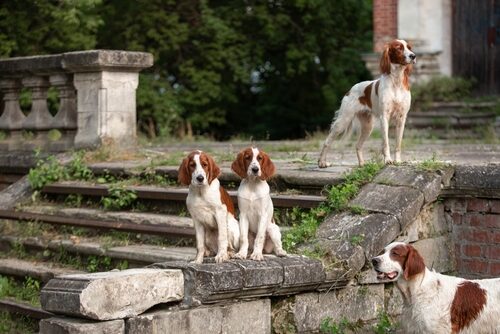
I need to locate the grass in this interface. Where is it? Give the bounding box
[0,312,37,334]
[0,275,40,307]
[320,316,362,334]
[415,153,450,172]
[282,161,383,252]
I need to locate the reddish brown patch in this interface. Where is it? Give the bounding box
[231,147,253,179]
[177,151,197,185]
[258,150,275,180]
[199,152,220,184]
[379,40,409,74]
[219,186,235,215]
[375,80,380,96]
[358,83,373,109]
[450,281,487,333]
[403,65,412,90]
[389,244,425,279]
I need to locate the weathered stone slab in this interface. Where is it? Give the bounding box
[127,299,271,334]
[291,285,384,333]
[41,268,184,320]
[404,203,450,242]
[413,236,454,273]
[374,165,443,203]
[39,317,124,334]
[0,258,84,283]
[271,255,325,290]
[447,165,500,197]
[350,183,424,229]
[0,175,32,210]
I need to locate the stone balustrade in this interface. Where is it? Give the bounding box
[0,50,153,151]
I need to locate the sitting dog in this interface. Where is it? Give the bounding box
[372,242,500,334]
[318,39,416,167]
[231,147,286,261]
[178,150,239,264]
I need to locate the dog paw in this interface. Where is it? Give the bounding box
[275,249,287,257]
[191,258,203,264]
[250,252,264,261]
[384,158,394,165]
[215,252,229,263]
[233,252,247,260]
[318,160,331,168]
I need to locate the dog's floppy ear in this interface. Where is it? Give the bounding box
[380,45,391,75]
[403,65,412,90]
[205,153,220,185]
[259,150,275,181]
[231,151,247,179]
[403,245,425,280]
[178,156,192,186]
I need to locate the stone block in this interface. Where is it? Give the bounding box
[41,268,184,320]
[413,236,454,273]
[39,317,124,334]
[0,175,32,210]
[449,165,500,197]
[403,203,450,242]
[374,165,445,203]
[126,299,271,334]
[385,284,404,316]
[350,183,424,229]
[292,285,384,333]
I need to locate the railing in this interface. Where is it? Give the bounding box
[0,50,153,152]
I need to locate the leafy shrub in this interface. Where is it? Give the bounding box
[412,76,475,110]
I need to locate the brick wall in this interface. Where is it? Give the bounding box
[446,198,500,278]
[373,0,398,52]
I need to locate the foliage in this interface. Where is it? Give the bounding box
[0,311,37,334]
[412,76,475,110]
[0,275,41,306]
[282,161,382,252]
[28,152,67,190]
[100,184,138,210]
[415,153,450,172]
[320,316,362,334]
[372,311,398,334]
[86,255,112,272]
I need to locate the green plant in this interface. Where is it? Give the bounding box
[0,311,37,334]
[416,153,449,172]
[412,76,475,110]
[65,194,84,207]
[349,205,366,215]
[372,311,398,334]
[349,234,365,246]
[86,255,113,273]
[67,150,93,180]
[282,161,383,252]
[101,184,138,210]
[0,275,41,306]
[28,152,67,190]
[320,316,362,334]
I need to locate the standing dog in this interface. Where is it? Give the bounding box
[231,147,286,261]
[372,242,500,334]
[178,151,240,264]
[318,39,416,167]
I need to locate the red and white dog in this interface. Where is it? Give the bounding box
[318,39,416,167]
[231,147,286,261]
[372,242,500,334]
[178,151,240,264]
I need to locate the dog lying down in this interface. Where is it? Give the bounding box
[372,242,500,334]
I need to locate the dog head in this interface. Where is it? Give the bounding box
[178,150,220,186]
[231,147,275,181]
[380,39,416,74]
[371,242,426,281]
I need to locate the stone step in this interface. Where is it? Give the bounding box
[0,258,85,283]
[0,235,196,265]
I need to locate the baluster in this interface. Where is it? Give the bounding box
[50,73,77,150]
[0,79,25,150]
[22,76,53,150]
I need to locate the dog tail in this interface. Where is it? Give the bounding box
[328,97,358,140]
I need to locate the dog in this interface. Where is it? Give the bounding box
[318,39,416,167]
[178,150,240,264]
[372,242,500,334]
[231,147,286,261]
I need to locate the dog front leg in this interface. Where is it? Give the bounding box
[394,113,407,163]
[234,213,249,259]
[214,209,229,263]
[318,130,335,168]
[380,115,392,164]
[250,214,269,261]
[192,221,206,264]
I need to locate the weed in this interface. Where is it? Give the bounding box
[320,316,362,334]
[372,311,398,334]
[0,311,37,333]
[86,255,113,272]
[348,205,366,215]
[416,153,449,172]
[66,150,93,180]
[28,151,67,190]
[0,275,41,306]
[349,234,365,246]
[65,194,84,207]
[101,184,138,210]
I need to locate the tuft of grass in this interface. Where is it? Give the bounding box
[0,275,41,307]
[320,316,362,334]
[416,153,449,172]
[282,161,383,252]
[372,311,399,334]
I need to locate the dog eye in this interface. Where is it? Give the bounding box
[202,162,208,167]
[245,155,251,160]
[257,156,263,161]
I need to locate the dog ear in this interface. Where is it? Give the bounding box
[206,154,220,185]
[177,156,192,186]
[380,45,391,74]
[259,150,276,181]
[231,151,247,179]
[403,65,412,90]
[403,245,425,279]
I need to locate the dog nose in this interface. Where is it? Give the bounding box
[371,258,380,267]
[251,166,259,174]
[409,53,416,60]
[196,175,204,182]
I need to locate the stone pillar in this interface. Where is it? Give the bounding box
[0,79,25,151]
[50,73,77,151]
[22,76,53,150]
[73,71,139,149]
[373,0,398,52]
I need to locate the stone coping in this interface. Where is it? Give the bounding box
[0,50,153,76]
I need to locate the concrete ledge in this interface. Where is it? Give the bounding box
[149,256,325,305]
[443,165,500,198]
[41,269,184,320]
[127,299,271,334]
[40,317,125,334]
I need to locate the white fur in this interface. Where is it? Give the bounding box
[186,153,239,264]
[373,242,500,334]
[233,148,286,261]
[318,39,416,166]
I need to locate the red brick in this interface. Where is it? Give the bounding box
[490,200,500,213]
[445,199,466,214]
[461,229,489,243]
[451,212,462,225]
[494,232,500,243]
[489,262,500,276]
[467,213,483,227]
[460,259,489,274]
[462,245,482,258]
[485,246,500,260]
[483,214,500,228]
[467,198,489,212]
